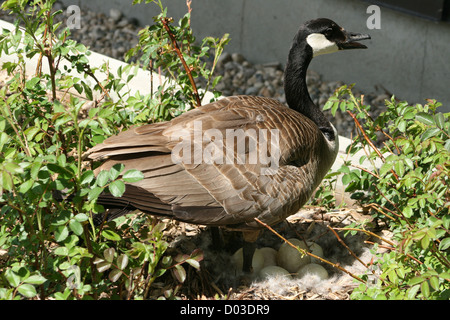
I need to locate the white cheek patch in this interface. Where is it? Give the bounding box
[306,33,339,57]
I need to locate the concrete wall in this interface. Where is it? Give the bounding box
[64,0,450,111]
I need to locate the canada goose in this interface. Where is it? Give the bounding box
[86,18,370,273]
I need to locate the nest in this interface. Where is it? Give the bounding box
[156,206,388,300]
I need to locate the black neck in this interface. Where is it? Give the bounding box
[284,39,335,140]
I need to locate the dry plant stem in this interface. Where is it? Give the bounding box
[347,110,385,161]
[347,110,400,182]
[327,226,372,271]
[334,227,395,247]
[160,17,202,107]
[367,203,397,222]
[254,218,365,283]
[351,164,381,180]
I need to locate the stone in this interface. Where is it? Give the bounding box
[109,8,123,22]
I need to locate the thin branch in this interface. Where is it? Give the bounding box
[327,226,375,275]
[160,17,201,107]
[254,218,366,283]
[347,110,400,182]
[347,110,385,161]
[333,227,396,247]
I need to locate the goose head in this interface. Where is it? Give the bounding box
[284,18,370,140]
[302,18,371,57]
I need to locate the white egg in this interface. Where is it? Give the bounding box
[277,238,311,273]
[259,247,278,267]
[259,265,291,279]
[307,241,324,263]
[296,263,329,280]
[231,247,264,274]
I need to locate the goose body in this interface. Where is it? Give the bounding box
[88,95,337,229]
[86,18,370,272]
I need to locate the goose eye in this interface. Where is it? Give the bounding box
[323,28,333,38]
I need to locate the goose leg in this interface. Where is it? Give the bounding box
[210,226,223,251]
[242,230,260,273]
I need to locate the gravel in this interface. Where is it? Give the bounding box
[0,2,389,138]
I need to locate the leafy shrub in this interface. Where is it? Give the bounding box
[324,85,450,299]
[0,0,225,299]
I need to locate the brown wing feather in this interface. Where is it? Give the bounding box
[87,96,334,229]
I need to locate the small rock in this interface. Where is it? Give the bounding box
[245,86,260,96]
[109,8,123,22]
[89,26,106,40]
[231,53,245,64]
[117,18,130,28]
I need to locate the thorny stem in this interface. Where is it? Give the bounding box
[254,218,366,283]
[160,17,202,107]
[347,110,400,182]
[43,11,57,101]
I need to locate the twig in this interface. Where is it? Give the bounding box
[254,218,366,283]
[347,110,400,182]
[160,17,201,107]
[333,227,396,247]
[366,203,397,222]
[350,163,381,180]
[347,110,385,161]
[327,225,373,273]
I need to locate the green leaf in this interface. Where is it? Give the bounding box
[19,179,34,194]
[416,112,435,126]
[17,284,37,298]
[1,171,13,192]
[122,169,144,183]
[69,220,83,236]
[102,230,121,242]
[421,234,430,249]
[24,274,47,285]
[25,127,40,141]
[341,173,352,185]
[54,246,69,256]
[434,113,445,129]
[88,186,103,201]
[80,170,95,185]
[421,128,441,141]
[109,269,122,282]
[95,261,112,273]
[185,258,200,270]
[4,162,23,174]
[74,213,89,222]
[117,254,129,270]
[96,170,110,187]
[402,206,414,218]
[172,264,186,283]
[397,120,407,133]
[439,237,450,251]
[109,163,125,181]
[103,248,115,263]
[407,284,420,299]
[429,276,440,291]
[25,77,40,90]
[421,280,430,298]
[109,180,125,197]
[409,276,424,286]
[5,269,20,287]
[54,226,69,242]
[380,161,394,177]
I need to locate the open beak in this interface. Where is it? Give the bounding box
[338,31,371,50]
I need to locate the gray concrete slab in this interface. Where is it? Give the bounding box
[58,0,450,110]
